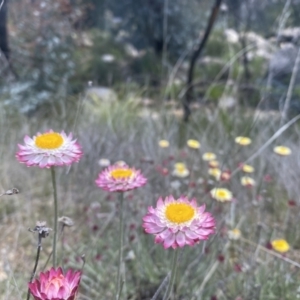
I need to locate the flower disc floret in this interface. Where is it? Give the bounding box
[143,196,215,249]
[95,164,147,192]
[28,267,81,300]
[16,130,83,168]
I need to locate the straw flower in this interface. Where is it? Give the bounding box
[241,164,254,173]
[159,140,170,148]
[143,196,215,249]
[16,130,82,168]
[95,164,147,192]
[228,228,241,240]
[28,267,81,300]
[209,160,219,168]
[273,146,291,156]
[210,188,232,202]
[208,168,221,181]
[271,239,290,253]
[235,136,252,146]
[202,152,217,161]
[172,163,189,178]
[187,139,201,149]
[241,176,255,187]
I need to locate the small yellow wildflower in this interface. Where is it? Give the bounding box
[228,228,241,240]
[210,188,232,202]
[271,239,290,253]
[273,146,291,156]
[172,163,190,178]
[242,164,254,173]
[202,152,217,161]
[235,136,252,146]
[208,168,221,181]
[241,176,255,187]
[187,139,201,149]
[158,140,169,148]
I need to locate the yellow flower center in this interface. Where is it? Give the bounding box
[271,239,290,253]
[165,203,195,224]
[35,133,64,149]
[45,274,64,292]
[216,190,227,198]
[110,169,133,179]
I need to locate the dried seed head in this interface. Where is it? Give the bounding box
[3,188,19,195]
[29,221,52,238]
[58,216,74,227]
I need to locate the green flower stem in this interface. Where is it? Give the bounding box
[51,166,58,268]
[163,249,179,300]
[116,192,124,300]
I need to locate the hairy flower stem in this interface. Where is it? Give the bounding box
[26,235,42,300]
[163,249,179,300]
[116,192,124,300]
[51,167,58,268]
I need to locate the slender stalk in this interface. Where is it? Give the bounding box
[26,237,42,300]
[115,192,124,300]
[51,167,58,268]
[163,249,179,300]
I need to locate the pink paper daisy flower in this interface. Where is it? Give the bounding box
[95,164,147,192]
[16,130,82,168]
[28,267,81,300]
[143,195,215,249]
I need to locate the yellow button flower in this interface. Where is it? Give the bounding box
[209,160,219,168]
[235,136,252,146]
[273,146,291,156]
[158,140,169,148]
[210,188,232,202]
[187,139,201,149]
[242,164,254,173]
[241,176,255,187]
[228,228,241,240]
[208,168,221,181]
[271,239,290,253]
[202,152,217,161]
[172,163,190,178]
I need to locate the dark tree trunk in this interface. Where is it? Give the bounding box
[183,0,223,122]
[0,0,10,61]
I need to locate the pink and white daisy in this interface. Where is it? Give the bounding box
[143,195,215,249]
[28,267,81,300]
[16,130,82,168]
[95,164,147,192]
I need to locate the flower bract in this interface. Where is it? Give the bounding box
[16,130,82,168]
[158,140,170,148]
[271,239,290,253]
[28,267,81,300]
[95,164,147,192]
[187,139,201,149]
[235,136,252,146]
[202,152,217,161]
[143,196,215,249]
[210,188,232,202]
[273,146,291,156]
